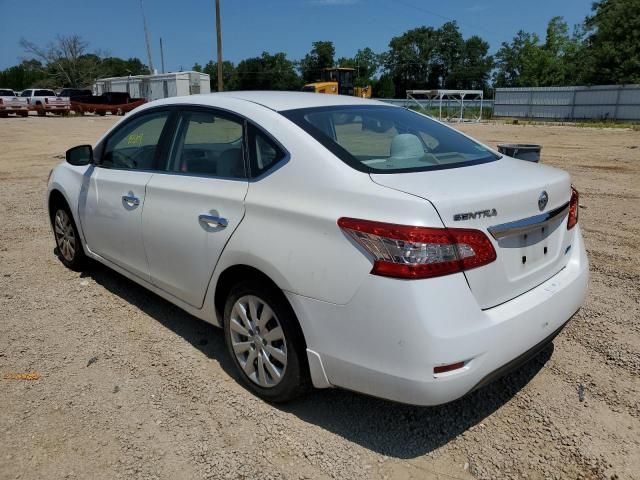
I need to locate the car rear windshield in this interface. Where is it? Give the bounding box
[0,89,14,96]
[281,105,499,173]
[36,90,56,96]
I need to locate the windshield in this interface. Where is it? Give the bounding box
[281,105,499,173]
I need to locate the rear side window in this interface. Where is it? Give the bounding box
[166,110,246,178]
[281,105,498,173]
[100,111,171,170]
[248,124,285,177]
[21,90,31,97]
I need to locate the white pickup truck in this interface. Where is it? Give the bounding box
[21,88,71,116]
[0,89,29,117]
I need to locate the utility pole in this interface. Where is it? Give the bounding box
[140,0,154,74]
[215,0,223,91]
[159,37,166,74]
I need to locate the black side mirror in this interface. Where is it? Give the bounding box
[66,145,93,166]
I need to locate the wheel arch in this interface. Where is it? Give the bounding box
[48,188,70,224]
[213,264,309,349]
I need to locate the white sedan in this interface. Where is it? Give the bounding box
[47,92,588,405]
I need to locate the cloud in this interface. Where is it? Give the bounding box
[308,0,359,5]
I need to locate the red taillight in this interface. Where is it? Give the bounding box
[337,217,496,279]
[567,186,579,230]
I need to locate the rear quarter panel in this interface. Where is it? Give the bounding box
[212,110,445,305]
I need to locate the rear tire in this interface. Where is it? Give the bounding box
[223,280,311,403]
[51,203,87,271]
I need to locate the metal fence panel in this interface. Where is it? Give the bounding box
[494,85,640,120]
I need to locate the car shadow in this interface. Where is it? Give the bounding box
[84,260,552,459]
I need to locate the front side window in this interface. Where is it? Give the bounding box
[21,90,31,97]
[100,111,171,170]
[166,110,245,178]
[281,106,499,173]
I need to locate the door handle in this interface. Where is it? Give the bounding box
[198,214,228,229]
[122,194,140,207]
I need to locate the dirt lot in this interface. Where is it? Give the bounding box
[1,115,638,480]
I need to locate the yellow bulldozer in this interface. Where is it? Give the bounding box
[302,67,372,98]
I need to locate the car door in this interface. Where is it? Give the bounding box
[142,108,249,307]
[79,109,173,281]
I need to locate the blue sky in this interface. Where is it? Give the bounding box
[0,0,594,72]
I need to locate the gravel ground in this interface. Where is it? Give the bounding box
[1,115,638,480]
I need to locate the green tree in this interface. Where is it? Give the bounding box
[384,26,438,96]
[493,31,544,87]
[373,74,395,98]
[451,35,493,91]
[583,0,640,84]
[337,47,380,86]
[236,52,300,90]
[493,17,586,87]
[99,57,149,78]
[192,63,203,72]
[203,60,237,91]
[432,22,465,88]
[0,60,46,90]
[300,41,335,83]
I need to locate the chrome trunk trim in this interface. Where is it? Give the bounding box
[488,202,570,240]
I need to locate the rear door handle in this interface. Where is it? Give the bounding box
[199,214,228,229]
[122,194,140,207]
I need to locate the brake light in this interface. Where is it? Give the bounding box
[567,186,579,230]
[337,217,496,279]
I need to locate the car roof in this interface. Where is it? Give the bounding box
[157,91,393,112]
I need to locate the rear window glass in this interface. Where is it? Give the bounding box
[281,106,498,173]
[0,89,14,96]
[35,90,56,96]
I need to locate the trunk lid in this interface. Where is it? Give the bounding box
[371,157,574,309]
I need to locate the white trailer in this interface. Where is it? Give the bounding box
[94,71,211,101]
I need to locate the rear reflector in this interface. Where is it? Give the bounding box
[337,217,496,279]
[567,186,579,230]
[434,361,465,374]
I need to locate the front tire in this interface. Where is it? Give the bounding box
[51,205,86,271]
[223,280,311,402]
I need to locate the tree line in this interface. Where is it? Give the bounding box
[1,0,637,97]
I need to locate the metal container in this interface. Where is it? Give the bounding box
[498,144,542,163]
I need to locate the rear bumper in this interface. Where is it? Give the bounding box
[287,225,589,406]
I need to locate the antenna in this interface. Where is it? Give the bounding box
[140,0,154,74]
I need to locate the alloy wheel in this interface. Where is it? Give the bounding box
[229,295,287,388]
[54,209,76,262]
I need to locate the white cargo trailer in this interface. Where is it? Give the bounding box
[94,71,211,101]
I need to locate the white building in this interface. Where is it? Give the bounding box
[94,71,211,101]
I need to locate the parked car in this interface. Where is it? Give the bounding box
[47,92,589,405]
[58,88,93,99]
[70,91,144,116]
[0,88,29,117]
[21,88,70,116]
